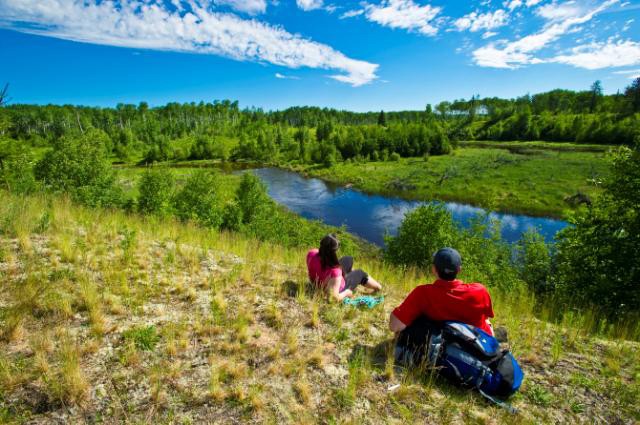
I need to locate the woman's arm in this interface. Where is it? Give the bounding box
[327,277,353,302]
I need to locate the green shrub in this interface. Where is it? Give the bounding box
[172,170,223,228]
[137,168,174,216]
[514,230,553,294]
[141,135,173,164]
[122,325,160,351]
[221,202,243,232]
[384,205,522,292]
[389,152,401,162]
[34,135,123,207]
[0,142,38,195]
[384,204,459,267]
[555,145,640,317]
[236,172,270,224]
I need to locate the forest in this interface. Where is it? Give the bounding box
[1,79,639,168]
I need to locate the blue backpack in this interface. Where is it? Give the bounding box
[397,318,524,412]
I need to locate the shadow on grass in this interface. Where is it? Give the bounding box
[280,279,318,298]
[347,340,484,407]
[348,340,395,369]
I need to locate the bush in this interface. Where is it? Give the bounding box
[172,170,223,228]
[34,135,123,207]
[389,152,401,162]
[141,135,173,164]
[221,202,243,231]
[384,204,522,292]
[384,204,459,267]
[514,230,553,294]
[0,142,38,195]
[236,172,270,224]
[554,145,640,317]
[137,168,174,216]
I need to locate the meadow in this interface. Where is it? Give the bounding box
[0,191,638,424]
[295,145,610,218]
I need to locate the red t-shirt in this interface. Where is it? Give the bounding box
[392,279,494,334]
[306,249,345,291]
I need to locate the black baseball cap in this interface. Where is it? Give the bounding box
[432,247,462,278]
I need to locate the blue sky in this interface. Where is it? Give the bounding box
[0,0,638,111]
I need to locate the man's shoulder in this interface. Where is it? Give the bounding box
[462,282,491,296]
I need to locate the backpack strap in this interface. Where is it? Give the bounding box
[478,389,519,415]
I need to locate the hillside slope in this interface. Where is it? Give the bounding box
[0,194,638,424]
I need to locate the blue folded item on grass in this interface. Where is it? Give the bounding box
[343,295,384,308]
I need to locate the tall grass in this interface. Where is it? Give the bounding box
[0,189,638,423]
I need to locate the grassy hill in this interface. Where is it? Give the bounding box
[0,192,638,424]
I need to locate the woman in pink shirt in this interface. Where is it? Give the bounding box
[306,234,382,301]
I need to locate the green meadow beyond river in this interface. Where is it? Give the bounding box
[250,168,568,246]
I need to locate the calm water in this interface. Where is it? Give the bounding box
[251,168,568,246]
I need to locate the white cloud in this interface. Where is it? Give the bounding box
[551,40,640,69]
[472,0,619,68]
[0,0,378,86]
[613,69,640,79]
[535,1,584,21]
[503,0,543,9]
[504,0,522,10]
[214,0,267,14]
[454,9,509,32]
[296,0,324,11]
[275,72,300,79]
[622,18,634,31]
[483,31,498,38]
[363,0,442,36]
[340,9,364,19]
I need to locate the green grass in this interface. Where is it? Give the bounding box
[115,166,241,200]
[294,145,610,218]
[0,191,638,423]
[122,325,161,351]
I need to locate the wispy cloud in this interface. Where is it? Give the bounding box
[363,0,442,36]
[0,0,378,86]
[296,0,324,11]
[472,0,620,68]
[214,0,267,15]
[454,9,509,32]
[613,68,640,79]
[622,18,634,31]
[503,0,544,10]
[340,9,364,19]
[551,39,640,69]
[275,72,300,79]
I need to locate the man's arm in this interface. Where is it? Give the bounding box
[389,312,407,333]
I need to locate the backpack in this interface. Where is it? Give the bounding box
[396,318,524,412]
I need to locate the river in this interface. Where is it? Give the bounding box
[250,168,568,246]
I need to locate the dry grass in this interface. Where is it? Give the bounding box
[0,192,638,424]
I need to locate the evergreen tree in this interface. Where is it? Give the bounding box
[625,77,640,113]
[589,80,603,113]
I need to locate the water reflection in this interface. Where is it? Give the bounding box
[251,168,568,247]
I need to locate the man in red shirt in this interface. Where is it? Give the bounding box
[389,247,495,362]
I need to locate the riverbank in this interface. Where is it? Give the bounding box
[115,166,379,256]
[290,146,610,218]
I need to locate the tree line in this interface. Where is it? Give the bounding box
[1,79,638,167]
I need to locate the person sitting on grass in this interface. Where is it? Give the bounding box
[307,234,382,302]
[389,247,495,361]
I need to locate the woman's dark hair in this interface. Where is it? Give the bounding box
[319,234,340,269]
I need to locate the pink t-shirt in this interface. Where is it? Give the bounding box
[306,249,345,292]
